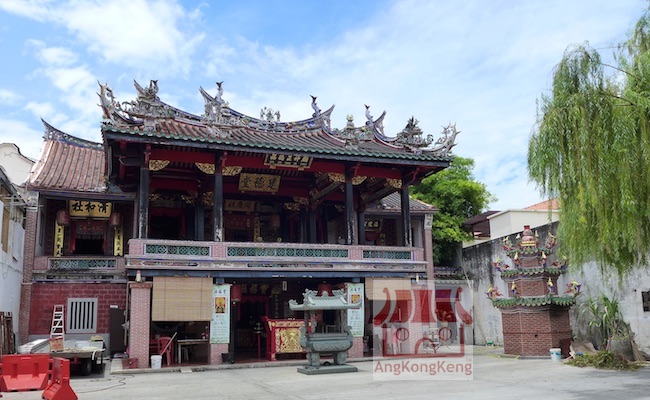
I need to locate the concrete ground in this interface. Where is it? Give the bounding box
[2,346,649,400]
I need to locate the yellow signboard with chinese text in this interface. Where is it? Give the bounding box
[264,153,312,170]
[114,225,124,256]
[68,200,112,219]
[54,222,64,257]
[238,173,281,193]
[225,199,256,212]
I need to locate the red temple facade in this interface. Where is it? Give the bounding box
[20,80,459,368]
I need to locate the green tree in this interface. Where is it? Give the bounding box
[411,156,494,266]
[528,7,650,276]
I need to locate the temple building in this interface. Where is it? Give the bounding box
[20,80,458,368]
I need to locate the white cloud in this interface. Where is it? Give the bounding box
[3,0,205,76]
[2,0,646,210]
[0,118,44,160]
[0,89,20,105]
[0,0,53,22]
[62,0,204,75]
[38,46,78,67]
[24,101,56,119]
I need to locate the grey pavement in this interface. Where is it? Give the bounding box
[2,346,649,400]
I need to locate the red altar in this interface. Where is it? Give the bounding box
[261,317,305,361]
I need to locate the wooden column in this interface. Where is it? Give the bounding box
[300,207,308,243]
[195,193,205,241]
[345,168,355,245]
[400,178,412,247]
[213,153,224,242]
[424,214,434,288]
[308,210,317,243]
[357,209,366,245]
[137,150,150,239]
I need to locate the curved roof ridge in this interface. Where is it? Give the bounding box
[41,119,103,150]
[26,139,53,187]
[26,121,106,193]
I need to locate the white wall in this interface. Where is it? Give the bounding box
[571,262,650,353]
[488,210,559,240]
[0,201,25,339]
[0,143,34,185]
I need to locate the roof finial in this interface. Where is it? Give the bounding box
[310,95,321,117]
[216,81,223,103]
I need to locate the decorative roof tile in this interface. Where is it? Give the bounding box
[26,120,106,194]
[99,80,457,165]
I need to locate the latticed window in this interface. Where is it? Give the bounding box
[643,291,650,313]
[66,298,98,333]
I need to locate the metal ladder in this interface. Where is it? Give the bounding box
[50,305,65,343]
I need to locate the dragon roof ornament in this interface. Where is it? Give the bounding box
[98,79,458,156]
[380,117,459,156]
[428,123,459,156]
[41,119,104,150]
[331,104,383,147]
[394,116,433,153]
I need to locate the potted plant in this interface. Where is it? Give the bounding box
[579,294,634,360]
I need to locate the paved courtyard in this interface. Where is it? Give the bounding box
[2,347,649,400]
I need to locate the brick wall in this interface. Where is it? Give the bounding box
[501,307,572,356]
[129,282,152,368]
[349,336,364,359]
[29,282,127,335]
[505,276,559,297]
[210,343,229,365]
[19,206,38,344]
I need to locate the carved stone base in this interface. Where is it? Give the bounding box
[297,364,358,375]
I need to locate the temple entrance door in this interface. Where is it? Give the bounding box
[235,295,268,359]
[149,208,186,240]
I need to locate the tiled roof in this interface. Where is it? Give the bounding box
[367,192,437,214]
[99,80,457,166]
[26,121,107,194]
[524,198,560,211]
[463,210,500,238]
[103,120,450,163]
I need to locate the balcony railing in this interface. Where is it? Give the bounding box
[32,256,125,282]
[126,239,427,273]
[48,257,117,269]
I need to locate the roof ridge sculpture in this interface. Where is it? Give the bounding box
[99,80,336,136]
[41,119,103,150]
[98,79,459,158]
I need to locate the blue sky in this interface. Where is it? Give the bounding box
[0,0,646,210]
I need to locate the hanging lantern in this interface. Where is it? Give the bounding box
[270,214,281,229]
[231,284,242,303]
[56,210,70,226]
[317,283,332,296]
[109,211,122,227]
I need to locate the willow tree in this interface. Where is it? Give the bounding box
[528,9,650,276]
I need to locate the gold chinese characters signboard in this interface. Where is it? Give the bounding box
[365,219,382,231]
[264,153,312,170]
[238,173,281,193]
[69,200,112,219]
[225,199,256,212]
[54,222,64,257]
[114,225,124,256]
